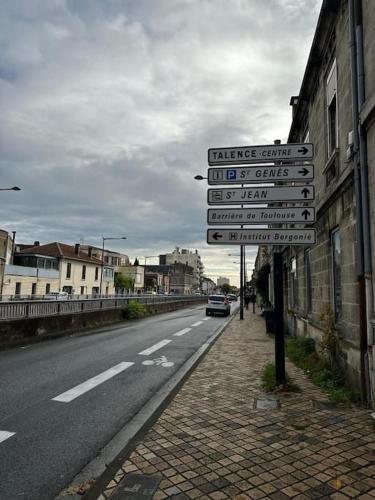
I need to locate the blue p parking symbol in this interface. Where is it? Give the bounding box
[227,169,237,181]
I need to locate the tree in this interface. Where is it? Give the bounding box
[114,273,134,292]
[221,283,232,295]
[133,257,139,266]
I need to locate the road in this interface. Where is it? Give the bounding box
[0,302,237,500]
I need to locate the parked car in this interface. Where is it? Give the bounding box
[206,294,230,316]
[227,294,238,302]
[44,292,69,300]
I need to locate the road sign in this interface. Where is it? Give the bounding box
[207,228,316,245]
[207,164,314,185]
[207,207,316,224]
[207,185,315,205]
[208,143,314,165]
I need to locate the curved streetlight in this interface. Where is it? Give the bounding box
[0,186,21,191]
[100,236,127,295]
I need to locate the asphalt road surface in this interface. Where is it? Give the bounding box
[0,302,237,500]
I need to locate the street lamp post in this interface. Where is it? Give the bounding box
[229,253,244,319]
[100,236,127,295]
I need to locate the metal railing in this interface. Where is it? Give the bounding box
[0,295,205,321]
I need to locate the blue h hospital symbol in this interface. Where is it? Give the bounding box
[227,169,237,180]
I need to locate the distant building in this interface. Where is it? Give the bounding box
[117,265,145,293]
[80,245,129,270]
[217,277,230,287]
[159,248,204,291]
[201,276,216,295]
[145,263,194,295]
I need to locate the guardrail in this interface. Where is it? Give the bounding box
[0,295,205,321]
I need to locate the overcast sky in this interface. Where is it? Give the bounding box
[0,0,321,285]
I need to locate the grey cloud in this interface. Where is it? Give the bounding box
[0,0,321,284]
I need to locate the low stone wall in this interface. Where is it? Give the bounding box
[0,299,206,349]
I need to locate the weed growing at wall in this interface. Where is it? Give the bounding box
[286,337,358,405]
[261,362,300,393]
[123,300,147,320]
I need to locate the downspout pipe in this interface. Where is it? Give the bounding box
[349,0,369,401]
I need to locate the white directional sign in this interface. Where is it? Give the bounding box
[208,143,314,166]
[208,164,314,185]
[207,207,316,224]
[207,228,316,245]
[207,185,315,205]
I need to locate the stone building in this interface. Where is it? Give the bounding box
[159,248,204,292]
[276,0,375,400]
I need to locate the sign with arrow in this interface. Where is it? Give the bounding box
[208,164,314,184]
[208,143,314,166]
[207,228,316,245]
[207,185,315,205]
[207,207,316,224]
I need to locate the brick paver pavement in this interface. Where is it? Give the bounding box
[98,309,375,499]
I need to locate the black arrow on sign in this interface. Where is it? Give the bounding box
[301,209,311,220]
[298,146,309,155]
[301,188,310,198]
[213,232,223,241]
[298,167,309,176]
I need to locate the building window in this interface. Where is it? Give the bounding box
[305,250,312,313]
[80,286,85,295]
[15,282,21,297]
[290,257,298,309]
[326,60,338,156]
[95,267,99,281]
[82,265,86,280]
[331,229,342,322]
[31,283,37,296]
[66,263,71,279]
[45,283,51,294]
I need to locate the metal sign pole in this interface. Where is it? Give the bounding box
[273,251,285,385]
[240,245,244,320]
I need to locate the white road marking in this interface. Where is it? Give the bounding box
[0,431,15,444]
[191,321,203,327]
[52,362,134,403]
[173,328,192,337]
[142,356,174,368]
[202,317,211,321]
[138,339,172,356]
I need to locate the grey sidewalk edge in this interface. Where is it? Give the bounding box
[55,310,238,500]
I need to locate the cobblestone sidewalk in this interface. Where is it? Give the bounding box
[98,309,375,499]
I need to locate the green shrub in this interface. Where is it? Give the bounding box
[124,300,147,319]
[261,362,300,393]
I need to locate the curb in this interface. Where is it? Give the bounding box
[56,309,238,499]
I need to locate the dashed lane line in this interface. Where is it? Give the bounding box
[202,317,211,321]
[0,431,15,444]
[52,362,134,403]
[138,339,172,356]
[173,328,192,337]
[191,321,203,327]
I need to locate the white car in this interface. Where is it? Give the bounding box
[206,294,231,316]
[44,292,69,300]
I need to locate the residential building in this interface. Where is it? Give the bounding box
[256,0,375,400]
[80,245,130,270]
[117,265,145,293]
[159,248,204,291]
[16,242,115,296]
[145,263,193,295]
[201,276,216,295]
[217,277,230,287]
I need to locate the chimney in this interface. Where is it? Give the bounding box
[289,95,299,120]
[75,243,80,255]
[88,246,93,258]
[34,241,40,246]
